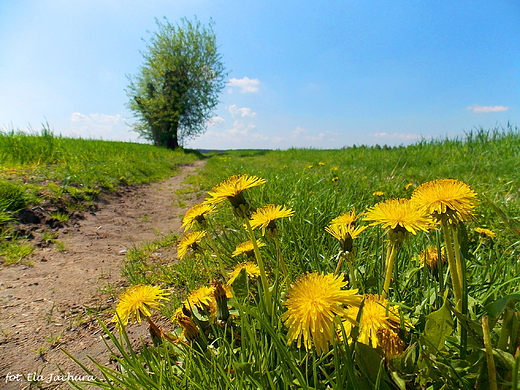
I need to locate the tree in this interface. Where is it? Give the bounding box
[126,17,226,149]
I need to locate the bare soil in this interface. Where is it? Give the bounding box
[0,161,206,389]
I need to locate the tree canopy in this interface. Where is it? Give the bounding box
[126,17,226,149]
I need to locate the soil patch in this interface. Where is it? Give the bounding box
[0,161,206,389]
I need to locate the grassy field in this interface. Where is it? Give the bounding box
[0,126,199,264]
[3,125,520,389]
[91,126,520,390]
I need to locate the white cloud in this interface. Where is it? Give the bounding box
[372,132,422,140]
[306,133,326,141]
[467,105,509,113]
[228,120,257,136]
[70,112,89,122]
[290,127,338,142]
[206,116,225,127]
[89,113,125,123]
[290,127,308,138]
[227,77,260,93]
[189,105,281,148]
[68,112,137,141]
[228,104,257,118]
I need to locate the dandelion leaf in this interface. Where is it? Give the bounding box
[457,222,472,261]
[392,342,419,375]
[355,343,392,389]
[483,294,520,318]
[231,267,249,300]
[422,300,453,352]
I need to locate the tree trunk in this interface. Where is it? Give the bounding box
[162,119,180,150]
[165,133,179,149]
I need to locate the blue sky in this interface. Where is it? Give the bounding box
[1,0,518,149]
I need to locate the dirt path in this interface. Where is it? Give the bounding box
[0,160,206,389]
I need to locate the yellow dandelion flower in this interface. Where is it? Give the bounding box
[413,246,446,268]
[231,239,266,258]
[177,231,207,259]
[330,209,360,226]
[173,305,188,320]
[281,272,363,354]
[330,166,339,171]
[204,174,266,208]
[411,179,478,224]
[376,327,405,358]
[332,176,339,182]
[222,283,233,298]
[308,164,313,169]
[249,204,295,235]
[185,285,216,316]
[176,315,201,342]
[186,285,215,308]
[364,198,434,236]
[181,203,217,231]
[475,227,496,238]
[319,162,325,166]
[325,224,367,252]
[373,191,385,196]
[112,284,169,329]
[227,261,261,285]
[405,183,414,190]
[340,294,403,356]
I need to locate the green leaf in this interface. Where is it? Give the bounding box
[483,294,520,318]
[355,343,391,388]
[392,343,419,375]
[231,268,249,300]
[422,299,454,352]
[492,349,515,371]
[390,371,407,390]
[481,194,520,235]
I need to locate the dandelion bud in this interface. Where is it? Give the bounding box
[213,281,230,323]
[177,315,200,342]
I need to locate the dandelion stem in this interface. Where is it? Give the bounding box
[382,241,399,299]
[451,225,465,296]
[347,257,357,289]
[243,213,272,313]
[442,221,462,310]
[482,316,498,390]
[334,252,345,275]
[498,309,514,351]
[273,232,288,279]
[334,251,356,288]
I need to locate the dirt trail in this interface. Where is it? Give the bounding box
[0,160,206,389]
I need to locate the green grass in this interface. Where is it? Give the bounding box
[67,125,520,389]
[0,125,200,190]
[0,125,201,265]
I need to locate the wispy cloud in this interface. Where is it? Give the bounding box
[372,132,422,140]
[290,127,307,137]
[69,112,136,141]
[467,105,509,113]
[190,105,285,148]
[290,127,338,142]
[227,77,260,93]
[206,116,225,127]
[70,112,89,122]
[228,104,257,118]
[222,105,258,136]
